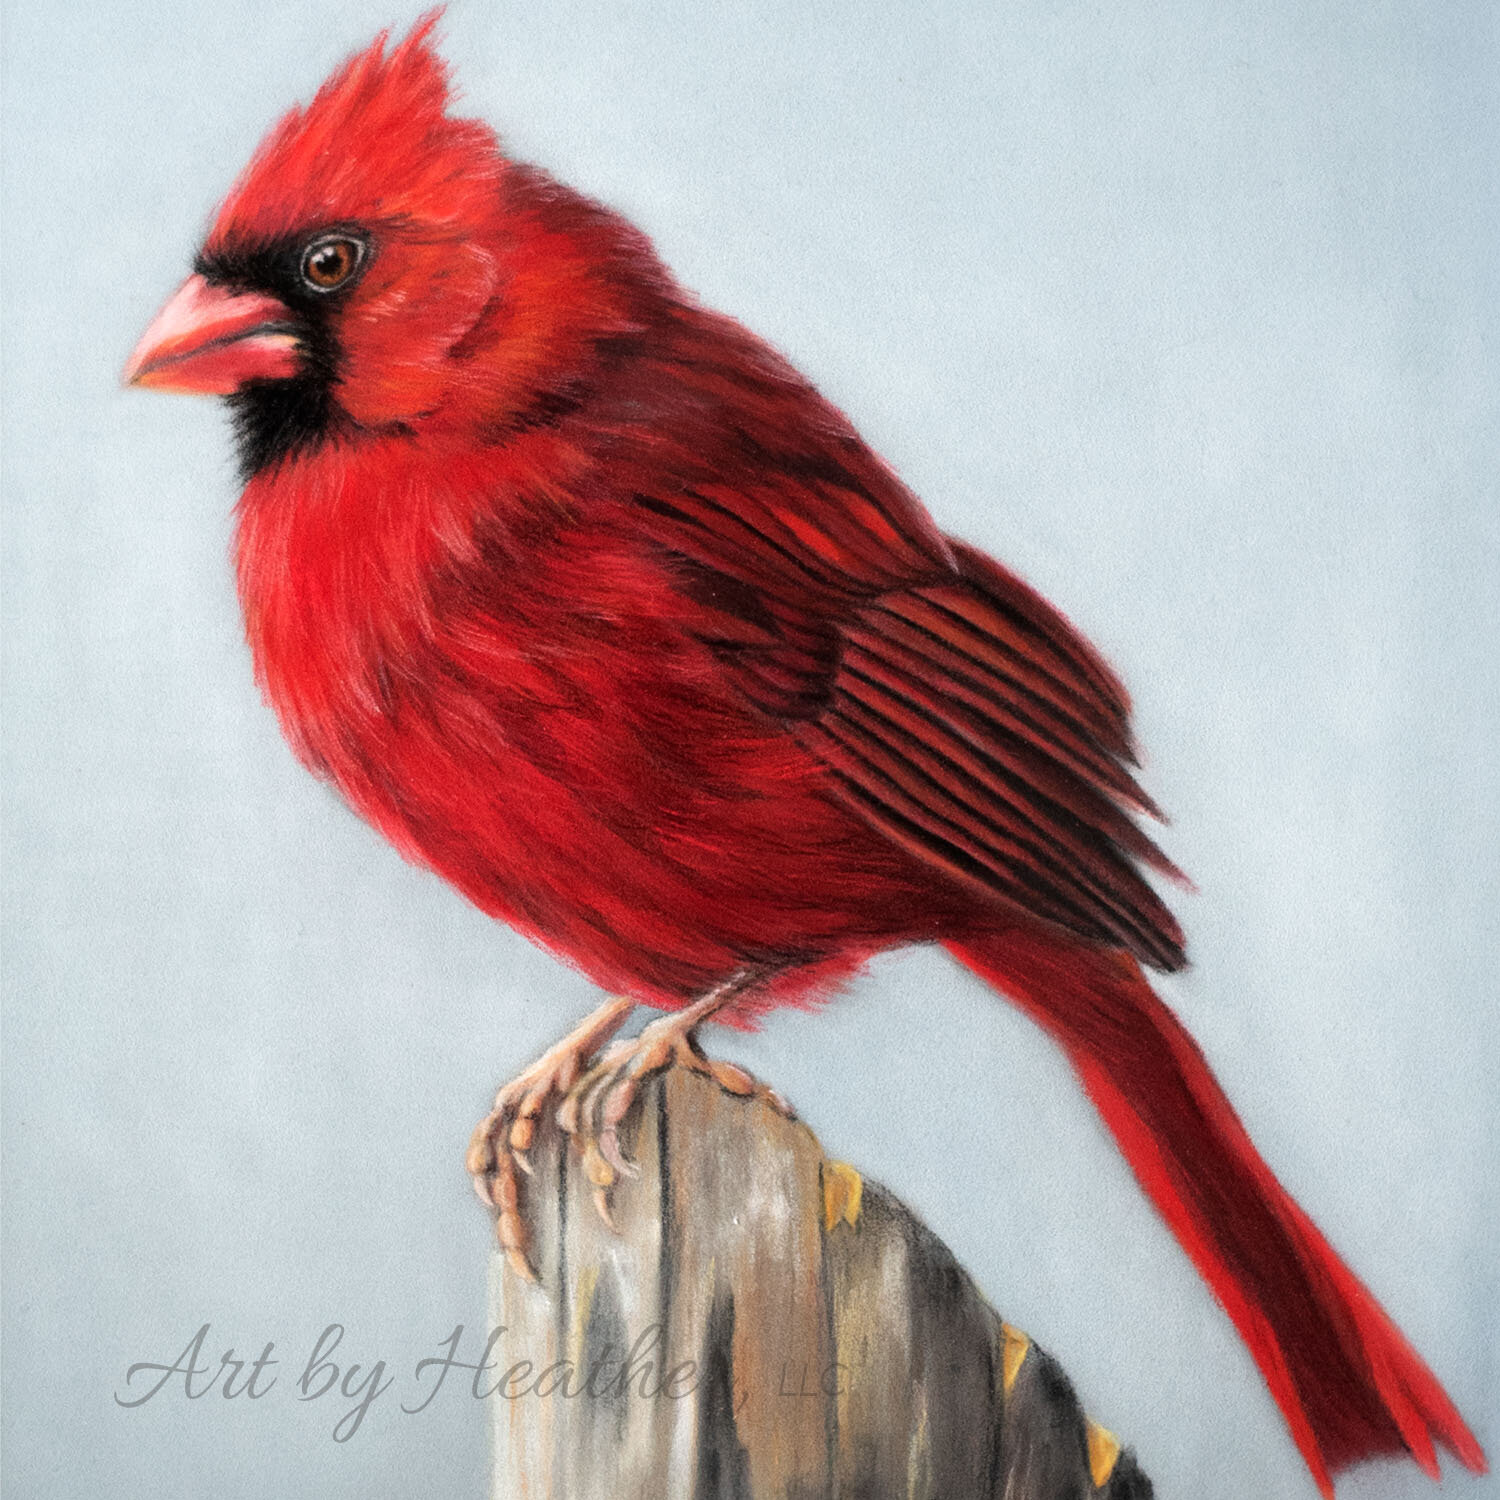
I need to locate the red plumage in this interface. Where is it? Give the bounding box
[127,18,1484,1493]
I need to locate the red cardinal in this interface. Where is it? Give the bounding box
[126,18,1482,1495]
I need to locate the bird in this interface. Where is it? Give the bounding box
[124,17,1483,1496]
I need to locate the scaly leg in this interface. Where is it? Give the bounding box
[466,994,635,1281]
[556,973,796,1233]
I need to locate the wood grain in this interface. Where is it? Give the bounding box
[489,1065,1152,1500]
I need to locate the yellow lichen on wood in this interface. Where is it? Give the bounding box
[1000,1322,1030,1395]
[821,1159,863,1231]
[568,1263,599,1354]
[1086,1419,1121,1488]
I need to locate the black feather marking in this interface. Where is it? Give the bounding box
[196,233,364,478]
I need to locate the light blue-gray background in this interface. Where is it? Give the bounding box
[2,2,1495,1496]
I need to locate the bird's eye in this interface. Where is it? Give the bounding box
[300,234,365,292]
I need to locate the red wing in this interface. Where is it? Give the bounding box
[617,302,1184,969]
[637,479,1186,969]
[800,541,1186,971]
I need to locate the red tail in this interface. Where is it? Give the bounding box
[947,927,1486,1496]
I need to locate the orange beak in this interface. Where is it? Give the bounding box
[124,274,302,394]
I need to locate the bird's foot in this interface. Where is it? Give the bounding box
[466,994,635,1282]
[557,1005,796,1234]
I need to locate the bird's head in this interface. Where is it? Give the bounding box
[125,14,652,477]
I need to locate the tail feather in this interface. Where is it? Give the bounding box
[946,927,1485,1496]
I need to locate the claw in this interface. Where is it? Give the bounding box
[473,1173,495,1208]
[577,1068,620,1142]
[505,1246,538,1284]
[591,1185,617,1233]
[512,1148,534,1178]
[466,1129,495,1178]
[598,1126,637,1179]
[581,1140,616,1190]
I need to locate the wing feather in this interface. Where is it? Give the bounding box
[616,302,1184,969]
[824,675,1182,966]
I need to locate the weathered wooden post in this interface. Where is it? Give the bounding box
[489,1065,1151,1499]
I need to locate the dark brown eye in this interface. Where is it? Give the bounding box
[300,234,364,291]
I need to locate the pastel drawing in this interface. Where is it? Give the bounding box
[124,15,1485,1496]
